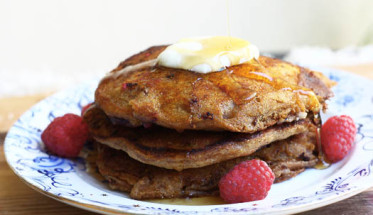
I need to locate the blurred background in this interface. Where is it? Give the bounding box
[1,0,373,97]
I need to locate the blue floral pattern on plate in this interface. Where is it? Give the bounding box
[4,68,373,214]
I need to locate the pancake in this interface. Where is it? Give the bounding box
[84,105,318,171]
[86,43,334,201]
[95,131,318,200]
[95,46,335,133]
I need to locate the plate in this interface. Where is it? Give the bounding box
[4,68,373,214]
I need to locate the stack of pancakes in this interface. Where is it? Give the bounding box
[83,46,335,200]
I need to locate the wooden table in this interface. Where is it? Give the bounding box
[1,64,373,215]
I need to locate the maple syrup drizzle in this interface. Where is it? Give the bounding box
[226,0,232,43]
[206,69,257,105]
[225,59,320,110]
[101,56,320,112]
[314,127,331,169]
[90,0,329,207]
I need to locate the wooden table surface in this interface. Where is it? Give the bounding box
[1,64,373,215]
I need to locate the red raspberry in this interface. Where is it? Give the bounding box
[218,159,275,203]
[41,114,89,158]
[81,103,93,116]
[321,115,357,163]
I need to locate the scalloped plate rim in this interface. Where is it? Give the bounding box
[4,67,373,214]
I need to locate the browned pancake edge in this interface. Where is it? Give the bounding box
[84,105,318,171]
[95,131,318,200]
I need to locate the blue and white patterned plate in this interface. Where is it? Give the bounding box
[4,68,373,215]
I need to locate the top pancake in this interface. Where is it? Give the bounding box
[95,46,334,133]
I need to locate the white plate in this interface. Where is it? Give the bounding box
[4,68,373,215]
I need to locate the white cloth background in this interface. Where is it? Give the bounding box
[1,0,373,97]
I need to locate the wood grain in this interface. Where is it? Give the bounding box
[332,63,373,80]
[0,94,52,132]
[0,63,372,215]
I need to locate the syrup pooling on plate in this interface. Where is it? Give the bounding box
[149,196,225,205]
[157,36,260,73]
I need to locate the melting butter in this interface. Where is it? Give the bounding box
[157,36,259,73]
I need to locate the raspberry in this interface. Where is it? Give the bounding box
[218,159,275,203]
[321,115,357,163]
[41,113,89,158]
[81,103,93,116]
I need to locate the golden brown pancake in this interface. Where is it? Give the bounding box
[95,46,334,133]
[84,105,318,171]
[95,131,318,200]
[85,44,335,201]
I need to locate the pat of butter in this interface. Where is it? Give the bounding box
[157,36,260,73]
